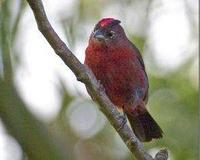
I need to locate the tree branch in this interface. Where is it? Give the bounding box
[0,2,68,159]
[25,0,168,160]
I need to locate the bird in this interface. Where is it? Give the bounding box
[84,18,163,142]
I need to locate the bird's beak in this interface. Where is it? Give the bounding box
[93,30,105,41]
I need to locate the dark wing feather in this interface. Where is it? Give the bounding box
[129,41,149,103]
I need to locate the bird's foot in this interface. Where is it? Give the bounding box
[117,113,127,131]
[97,80,106,92]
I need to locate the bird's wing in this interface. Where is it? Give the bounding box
[130,41,149,104]
[129,41,145,69]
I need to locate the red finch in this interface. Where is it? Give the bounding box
[84,18,163,142]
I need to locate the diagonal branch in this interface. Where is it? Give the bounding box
[25,0,168,160]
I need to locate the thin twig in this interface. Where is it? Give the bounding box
[25,0,168,160]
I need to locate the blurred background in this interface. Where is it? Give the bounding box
[0,0,198,160]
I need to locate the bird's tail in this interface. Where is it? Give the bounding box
[126,109,163,142]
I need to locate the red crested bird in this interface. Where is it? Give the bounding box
[84,18,163,142]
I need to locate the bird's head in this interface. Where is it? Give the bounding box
[89,18,127,48]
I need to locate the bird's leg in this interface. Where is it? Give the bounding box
[117,112,127,131]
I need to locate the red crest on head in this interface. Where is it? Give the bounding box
[98,18,121,28]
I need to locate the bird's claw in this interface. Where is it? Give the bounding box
[97,80,106,92]
[117,113,127,131]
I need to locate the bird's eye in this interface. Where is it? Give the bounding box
[107,31,115,39]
